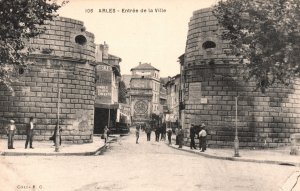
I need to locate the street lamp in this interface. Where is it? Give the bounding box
[40,64,73,152]
[55,68,61,152]
[214,73,240,157]
[234,96,240,157]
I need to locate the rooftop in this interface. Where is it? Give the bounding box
[131,62,159,71]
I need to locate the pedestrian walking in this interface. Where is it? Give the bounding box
[25,117,35,149]
[175,127,179,145]
[190,124,196,149]
[136,125,140,144]
[50,122,62,146]
[167,127,172,145]
[5,120,16,149]
[141,123,145,132]
[160,122,166,141]
[178,126,184,148]
[145,124,152,141]
[103,126,109,143]
[155,125,161,142]
[199,123,207,152]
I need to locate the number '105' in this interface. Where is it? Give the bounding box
[85,9,93,13]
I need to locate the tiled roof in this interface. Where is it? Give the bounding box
[131,63,159,71]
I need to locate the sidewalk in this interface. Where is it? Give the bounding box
[0,135,118,156]
[168,143,300,167]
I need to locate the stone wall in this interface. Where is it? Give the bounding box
[0,17,96,143]
[182,8,300,148]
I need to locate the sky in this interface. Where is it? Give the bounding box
[58,0,218,77]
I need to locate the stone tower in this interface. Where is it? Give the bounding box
[129,63,160,124]
[182,8,300,148]
[0,17,96,143]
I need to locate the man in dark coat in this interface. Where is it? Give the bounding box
[160,122,166,141]
[25,117,35,149]
[145,124,152,141]
[190,124,196,149]
[178,126,184,148]
[155,125,161,142]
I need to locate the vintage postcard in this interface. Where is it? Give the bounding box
[0,0,299,191]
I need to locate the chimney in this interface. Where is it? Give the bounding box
[95,44,102,62]
[139,62,141,65]
[100,41,109,59]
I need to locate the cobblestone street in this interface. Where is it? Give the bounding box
[0,132,298,191]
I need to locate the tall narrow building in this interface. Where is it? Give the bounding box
[129,63,160,125]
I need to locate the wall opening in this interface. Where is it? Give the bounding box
[75,35,87,45]
[202,41,216,49]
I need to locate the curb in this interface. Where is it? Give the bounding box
[168,144,300,167]
[1,135,124,157]
[94,136,118,155]
[0,145,106,156]
[0,135,121,156]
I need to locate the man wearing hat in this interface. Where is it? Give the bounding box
[5,120,16,149]
[25,117,35,149]
[177,126,184,149]
[198,123,207,152]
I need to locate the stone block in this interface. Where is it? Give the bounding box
[40,98,52,102]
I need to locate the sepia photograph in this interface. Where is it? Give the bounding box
[0,0,300,190]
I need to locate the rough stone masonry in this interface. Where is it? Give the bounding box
[0,17,96,144]
[182,8,300,148]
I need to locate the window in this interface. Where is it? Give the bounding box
[202,41,216,49]
[75,35,87,45]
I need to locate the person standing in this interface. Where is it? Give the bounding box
[175,127,179,145]
[155,125,160,142]
[199,123,207,152]
[190,124,196,149]
[5,120,16,149]
[135,125,140,144]
[178,126,184,149]
[25,117,35,149]
[103,126,109,143]
[145,124,152,141]
[160,122,166,141]
[51,122,62,146]
[167,127,172,145]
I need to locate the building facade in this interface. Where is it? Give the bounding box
[94,43,130,134]
[181,8,300,148]
[129,63,161,124]
[164,75,181,128]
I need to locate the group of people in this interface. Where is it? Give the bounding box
[135,122,172,144]
[189,123,207,152]
[134,122,207,152]
[135,122,175,144]
[4,117,62,149]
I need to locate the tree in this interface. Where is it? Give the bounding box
[0,0,66,92]
[213,0,300,92]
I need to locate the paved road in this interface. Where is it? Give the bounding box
[0,132,298,191]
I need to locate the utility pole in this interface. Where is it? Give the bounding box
[214,74,240,157]
[234,96,240,157]
[40,63,73,152]
[55,66,61,152]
